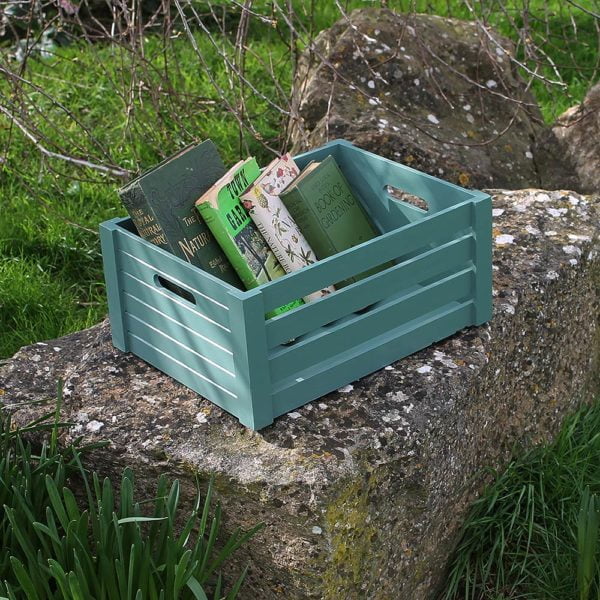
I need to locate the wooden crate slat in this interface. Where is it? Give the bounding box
[126,316,237,396]
[127,336,240,416]
[259,202,472,311]
[118,248,230,328]
[265,234,473,347]
[117,225,234,303]
[120,272,234,353]
[270,302,473,416]
[122,293,235,373]
[270,269,474,384]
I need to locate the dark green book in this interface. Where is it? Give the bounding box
[118,140,242,288]
[280,155,389,288]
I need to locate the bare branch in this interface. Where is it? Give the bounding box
[0,105,130,178]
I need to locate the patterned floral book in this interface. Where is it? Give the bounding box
[240,153,335,303]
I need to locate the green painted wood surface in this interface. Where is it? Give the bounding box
[115,220,235,302]
[125,314,236,388]
[120,272,233,353]
[270,302,473,416]
[264,234,474,347]
[100,224,128,351]
[100,140,493,430]
[269,269,473,383]
[121,293,235,374]
[118,248,230,328]
[127,335,240,414]
[471,192,494,324]
[226,290,273,429]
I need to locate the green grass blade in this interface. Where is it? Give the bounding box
[117,516,169,525]
[225,564,249,600]
[67,569,86,600]
[44,475,71,531]
[128,542,136,600]
[61,486,82,522]
[9,557,40,600]
[174,549,193,595]
[187,576,209,600]
[578,487,599,600]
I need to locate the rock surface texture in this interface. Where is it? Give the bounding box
[290,9,581,191]
[550,82,600,194]
[1,189,599,599]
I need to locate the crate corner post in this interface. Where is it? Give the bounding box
[227,289,274,430]
[472,193,493,325]
[99,219,129,352]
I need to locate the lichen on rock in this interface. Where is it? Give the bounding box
[289,8,582,192]
[0,189,598,599]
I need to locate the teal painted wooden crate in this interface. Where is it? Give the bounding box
[100,140,492,430]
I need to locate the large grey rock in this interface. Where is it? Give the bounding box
[1,189,599,599]
[551,82,600,194]
[290,9,580,191]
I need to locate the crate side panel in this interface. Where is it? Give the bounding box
[125,315,237,399]
[118,249,230,328]
[472,196,493,324]
[260,203,473,311]
[127,336,242,417]
[117,248,230,328]
[265,234,474,347]
[115,226,234,312]
[121,272,234,353]
[122,293,234,373]
[100,222,128,351]
[269,269,474,383]
[271,302,473,417]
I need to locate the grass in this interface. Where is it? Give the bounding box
[0,0,597,358]
[0,29,288,357]
[442,397,600,600]
[0,179,109,357]
[0,385,260,599]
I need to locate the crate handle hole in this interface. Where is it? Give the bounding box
[384,185,429,211]
[154,275,196,305]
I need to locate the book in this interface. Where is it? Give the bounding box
[118,140,242,288]
[280,155,390,288]
[196,157,303,318]
[240,153,335,303]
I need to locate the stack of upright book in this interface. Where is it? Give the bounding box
[119,139,389,317]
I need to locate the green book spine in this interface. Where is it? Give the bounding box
[118,140,242,288]
[196,159,303,318]
[281,155,389,288]
[119,185,170,250]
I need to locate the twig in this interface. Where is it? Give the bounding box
[173,0,281,155]
[462,0,567,87]
[565,0,600,19]
[0,105,130,178]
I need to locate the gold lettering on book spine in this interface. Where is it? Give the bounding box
[178,232,211,262]
[130,204,169,249]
